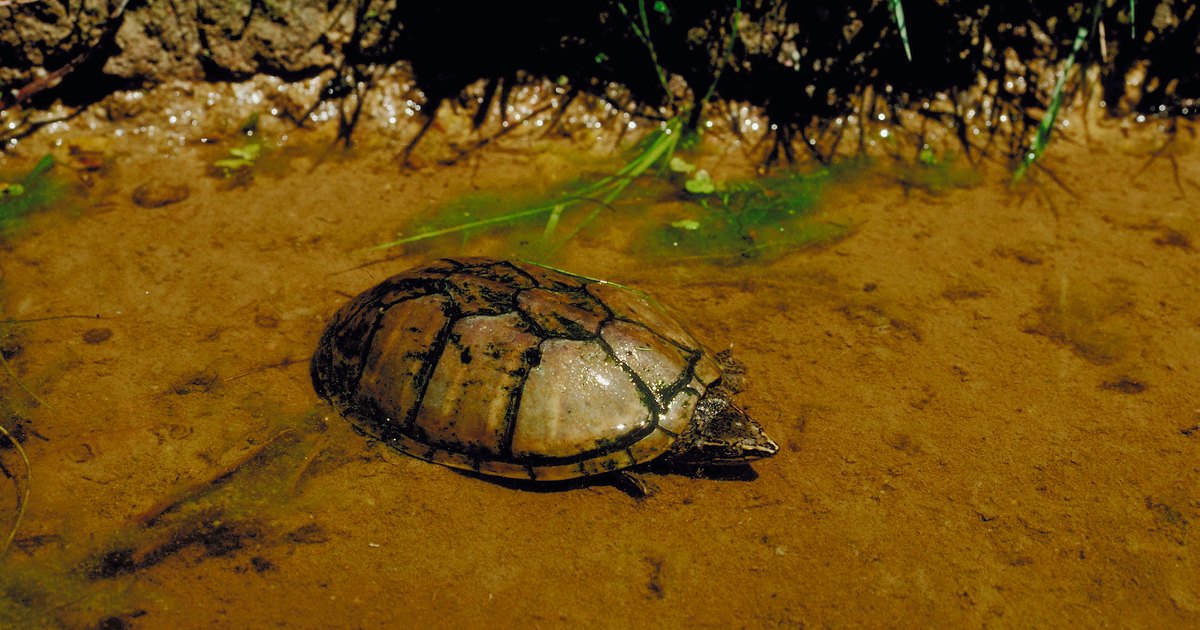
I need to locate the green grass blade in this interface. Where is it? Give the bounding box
[371,204,563,249]
[1014,0,1103,182]
[888,0,913,62]
[27,155,54,178]
[616,1,673,105]
[543,203,565,239]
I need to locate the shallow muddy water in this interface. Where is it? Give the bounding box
[0,87,1198,627]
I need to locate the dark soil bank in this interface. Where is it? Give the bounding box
[2,2,1197,122]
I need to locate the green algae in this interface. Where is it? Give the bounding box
[0,155,64,236]
[649,163,862,261]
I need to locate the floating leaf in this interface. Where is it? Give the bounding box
[669,156,696,173]
[229,143,261,162]
[685,169,715,194]
[0,183,25,197]
[214,141,263,173]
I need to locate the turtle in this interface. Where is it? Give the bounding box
[311,257,778,494]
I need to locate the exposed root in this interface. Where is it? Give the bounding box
[1031,161,1079,199]
[0,0,132,113]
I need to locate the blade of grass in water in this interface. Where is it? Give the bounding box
[888,0,913,62]
[553,120,680,246]
[1130,0,1136,39]
[1013,0,1103,182]
[373,119,683,250]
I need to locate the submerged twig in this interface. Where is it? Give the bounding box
[1,314,105,325]
[225,356,308,381]
[0,421,31,558]
[0,353,54,411]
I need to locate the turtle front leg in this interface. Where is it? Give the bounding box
[714,348,747,393]
[614,470,658,499]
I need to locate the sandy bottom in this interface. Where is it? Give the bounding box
[0,101,1197,627]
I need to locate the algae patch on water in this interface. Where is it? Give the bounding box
[381,137,868,263]
[894,150,982,194]
[650,162,861,261]
[0,156,64,236]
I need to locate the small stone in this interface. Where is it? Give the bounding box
[82,327,113,344]
[132,182,190,208]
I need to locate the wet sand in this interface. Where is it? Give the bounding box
[0,94,1197,627]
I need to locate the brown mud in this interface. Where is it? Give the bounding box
[0,83,1198,627]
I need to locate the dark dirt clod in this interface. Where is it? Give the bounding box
[88,548,138,580]
[250,556,276,573]
[284,523,329,545]
[172,368,219,395]
[87,522,261,581]
[1100,378,1148,394]
[132,182,190,208]
[82,327,113,344]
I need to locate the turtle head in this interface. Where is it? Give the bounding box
[669,388,779,465]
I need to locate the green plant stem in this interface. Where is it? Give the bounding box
[1013,0,1103,182]
[555,122,681,245]
[617,0,674,108]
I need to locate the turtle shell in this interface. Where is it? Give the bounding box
[312,257,723,481]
